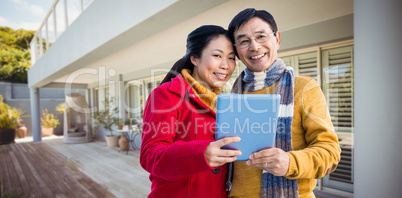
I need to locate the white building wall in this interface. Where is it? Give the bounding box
[354,0,402,197]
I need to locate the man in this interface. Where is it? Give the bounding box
[226,8,341,198]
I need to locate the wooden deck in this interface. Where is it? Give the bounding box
[0,136,151,198]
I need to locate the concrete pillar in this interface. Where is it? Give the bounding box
[85,88,91,109]
[118,74,125,120]
[30,88,41,142]
[354,0,402,197]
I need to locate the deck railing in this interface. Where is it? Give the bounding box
[29,0,94,65]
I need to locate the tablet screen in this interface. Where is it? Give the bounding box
[215,94,281,161]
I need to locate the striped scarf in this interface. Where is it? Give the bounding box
[230,58,299,198]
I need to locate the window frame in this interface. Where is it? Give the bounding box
[279,40,354,195]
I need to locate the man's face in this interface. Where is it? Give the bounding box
[234,17,281,72]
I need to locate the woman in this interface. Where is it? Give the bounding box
[140,25,242,198]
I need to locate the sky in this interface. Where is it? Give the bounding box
[0,0,55,31]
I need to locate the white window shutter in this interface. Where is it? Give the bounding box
[296,52,318,80]
[281,56,298,75]
[322,46,354,187]
[322,46,354,133]
[281,46,355,191]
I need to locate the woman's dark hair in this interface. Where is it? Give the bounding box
[160,25,229,85]
[228,8,278,54]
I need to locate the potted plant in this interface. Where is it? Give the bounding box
[117,118,125,130]
[16,124,27,138]
[41,109,60,136]
[124,110,140,130]
[127,118,140,130]
[14,108,29,138]
[0,95,22,145]
[93,97,120,148]
[55,102,66,114]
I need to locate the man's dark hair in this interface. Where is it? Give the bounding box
[228,8,278,49]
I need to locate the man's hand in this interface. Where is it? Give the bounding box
[204,137,242,167]
[246,147,289,176]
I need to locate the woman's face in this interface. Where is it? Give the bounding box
[191,35,236,89]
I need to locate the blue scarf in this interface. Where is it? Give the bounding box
[229,58,299,198]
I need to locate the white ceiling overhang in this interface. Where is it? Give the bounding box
[28,0,353,88]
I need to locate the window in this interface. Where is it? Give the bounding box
[95,86,109,111]
[146,81,153,97]
[126,75,164,119]
[322,46,354,133]
[127,82,143,119]
[321,46,354,192]
[282,51,319,81]
[280,41,354,193]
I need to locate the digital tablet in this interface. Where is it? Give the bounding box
[215,94,281,161]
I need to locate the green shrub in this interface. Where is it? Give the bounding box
[0,95,22,129]
[93,97,119,136]
[41,109,59,128]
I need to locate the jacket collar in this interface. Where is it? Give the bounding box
[168,75,216,116]
[168,75,190,97]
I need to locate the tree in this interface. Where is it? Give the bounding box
[93,97,119,136]
[0,27,36,83]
